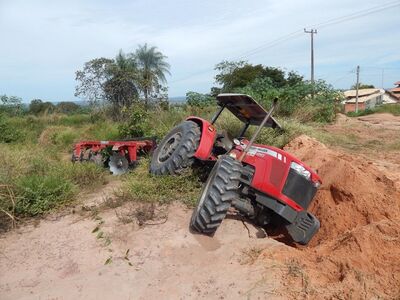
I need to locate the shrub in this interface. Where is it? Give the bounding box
[120,159,201,206]
[347,109,375,117]
[237,78,341,123]
[15,175,75,216]
[50,128,79,148]
[56,102,80,114]
[186,91,215,108]
[118,105,151,138]
[147,106,188,138]
[29,99,56,115]
[0,115,23,143]
[38,126,79,148]
[84,122,121,140]
[57,162,107,188]
[57,114,92,126]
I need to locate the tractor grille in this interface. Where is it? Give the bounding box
[282,169,317,209]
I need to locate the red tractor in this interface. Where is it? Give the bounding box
[150,94,321,245]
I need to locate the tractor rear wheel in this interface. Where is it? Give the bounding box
[150,120,201,175]
[190,155,242,235]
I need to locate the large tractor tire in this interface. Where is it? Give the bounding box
[150,120,201,175]
[190,155,242,235]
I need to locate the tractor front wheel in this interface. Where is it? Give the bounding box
[190,156,242,235]
[150,120,201,175]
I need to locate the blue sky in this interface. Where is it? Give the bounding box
[0,0,399,102]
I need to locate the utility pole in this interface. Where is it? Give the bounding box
[304,28,317,85]
[355,65,360,113]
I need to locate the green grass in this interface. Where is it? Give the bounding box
[375,104,400,116]
[0,112,121,225]
[15,175,76,216]
[119,159,202,207]
[347,104,400,117]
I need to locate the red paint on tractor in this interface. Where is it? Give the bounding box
[231,141,321,212]
[186,116,217,160]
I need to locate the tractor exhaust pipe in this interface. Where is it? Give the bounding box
[238,98,278,162]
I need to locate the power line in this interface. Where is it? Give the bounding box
[312,0,400,30]
[238,0,400,61]
[170,1,400,84]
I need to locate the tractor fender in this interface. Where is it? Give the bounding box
[186,116,217,160]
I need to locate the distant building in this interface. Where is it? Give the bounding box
[343,88,384,113]
[388,81,400,102]
[382,90,399,104]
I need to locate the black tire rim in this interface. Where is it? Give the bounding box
[158,132,182,162]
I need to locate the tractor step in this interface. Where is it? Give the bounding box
[286,211,320,245]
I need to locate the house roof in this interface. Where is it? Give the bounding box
[344,88,381,98]
[387,90,400,100]
[394,81,400,85]
[383,91,400,103]
[391,87,400,93]
[344,88,384,104]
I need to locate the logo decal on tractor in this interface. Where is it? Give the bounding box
[248,146,286,162]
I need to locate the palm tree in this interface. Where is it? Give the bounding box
[134,44,171,106]
[104,50,139,113]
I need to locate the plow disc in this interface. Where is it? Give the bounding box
[109,153,129,175]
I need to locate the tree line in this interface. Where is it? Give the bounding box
[74,44,170,116]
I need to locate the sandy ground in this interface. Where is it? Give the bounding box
[0,191,285,300]
[326,113,400,188]
[1,112,400,299]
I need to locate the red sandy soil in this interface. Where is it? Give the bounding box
[264,135,400,299]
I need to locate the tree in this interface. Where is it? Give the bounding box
[212,60,293,95]
[286,71,304,86]
[213,60,246,95]
[0,95,23,115]
[237,78,341,122]
[134,44,171,106]
[56,102,80,114]
[75,58,114,106]
[104,50,139,113]
[29,99,55,115]
[186,91,215,107]
[351,82,375,90]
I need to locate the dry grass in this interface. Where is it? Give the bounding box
[0,185,18,230]
[240,246,263,265]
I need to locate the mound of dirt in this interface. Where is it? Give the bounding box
[264,135,400,299]
[334,113,352,125]
[284,134,400,246]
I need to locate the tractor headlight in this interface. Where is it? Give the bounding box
[290,162,311,180]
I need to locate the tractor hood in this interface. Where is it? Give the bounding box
[216,93,282,129]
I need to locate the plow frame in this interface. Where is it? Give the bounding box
[72,138,156,165]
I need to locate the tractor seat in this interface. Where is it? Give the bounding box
[215,130,233,154]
